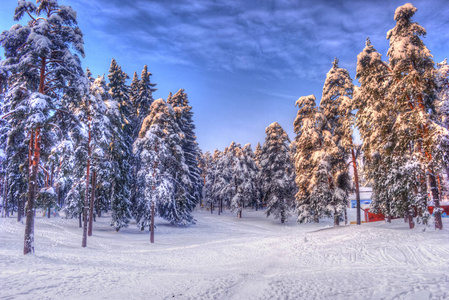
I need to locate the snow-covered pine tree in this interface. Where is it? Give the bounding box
[129,71,140,135]
[136,65,156,129]
[436,59,449,195]
[230,144,260,217]
[0,73,29,220]
[354,38,405,223]
[293,95,333,223]
[107,60,134,231]
[260,122,295,223]
[134,98,194,226]
[0,0,87,254]
[167,89,202,208]
[203,149,222,213]
[386,3,449,229]
[67,69,113,245]
[198,150,212,208]
[319,58,353,225]
[212,142,239,214]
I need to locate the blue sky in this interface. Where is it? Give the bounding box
[1,0,448,152]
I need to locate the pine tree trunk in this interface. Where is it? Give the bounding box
[88,171,96,236]
[79,212,82,228]
[210,202,213,214]
[150,200,155,243]
[82,131,91,247]
[344,208,348,225]
[429,172,443,229]
[408,213,415,229]
[4,182,9,217]
[24,129,40,255]
[334,211,340,226]
[56,184,61,207]
[17,196,23,222]
[2,177,7,218]
[351,148,361,225]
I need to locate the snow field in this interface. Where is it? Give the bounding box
[0,209,448,300]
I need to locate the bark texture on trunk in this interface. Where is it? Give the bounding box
[88,171,96,237]
[351,148,361,225]
[24,129,40,255]
[82,131,91,248]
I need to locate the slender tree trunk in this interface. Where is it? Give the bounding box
[210,202,213,214]
[408,213,415,229]
[429,172,443,230]
[4,181,9,217]
[24,129,40,255]
[2,177,7,218]
[344,208,348,225]
[79,212,82,228]
[334,209,340,226]
[56,183,61,207]
[82,131,91,248]
[150,200,155,243]
[17,196,22,222]
[88,171,96,236]
[351,148,361,225]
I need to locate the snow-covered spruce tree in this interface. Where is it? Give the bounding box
[353,38,408,223]
[260,122,295,223]
[214,142,240,214]
[198,150,212,207]
[107,60,133,231]
[136,65,156,130]
[242,144,262,209]
[386,3,449,229]
[203,149,222,212]
[129,65,157,139]
[134,99,194,227]
[167,89,203,209]
[0,0,87,254]
[293,95,333,223]
[67,69,113,245]
[319,58,353,225]
[230,144,260,217]
[0,74,29,220]
[436,59,449,195]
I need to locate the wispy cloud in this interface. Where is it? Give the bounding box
[75,0,449,82]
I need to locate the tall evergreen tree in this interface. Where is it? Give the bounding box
[293,95,334,223]
[134,99,194,226]
[260,122,295,223]
[0,0,87,254]
[167,89,202,208]
[107,60,133,231]
[319,58,353,225]
[230,144,260,217]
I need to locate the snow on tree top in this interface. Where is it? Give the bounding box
[394,3,416,21]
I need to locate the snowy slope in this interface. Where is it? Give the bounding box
[0,209,448,300]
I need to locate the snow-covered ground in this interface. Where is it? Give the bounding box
[1,209,448,300]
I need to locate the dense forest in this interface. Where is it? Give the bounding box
[0,1,448,255]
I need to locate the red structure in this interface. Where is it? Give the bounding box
[363,206,449,223]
